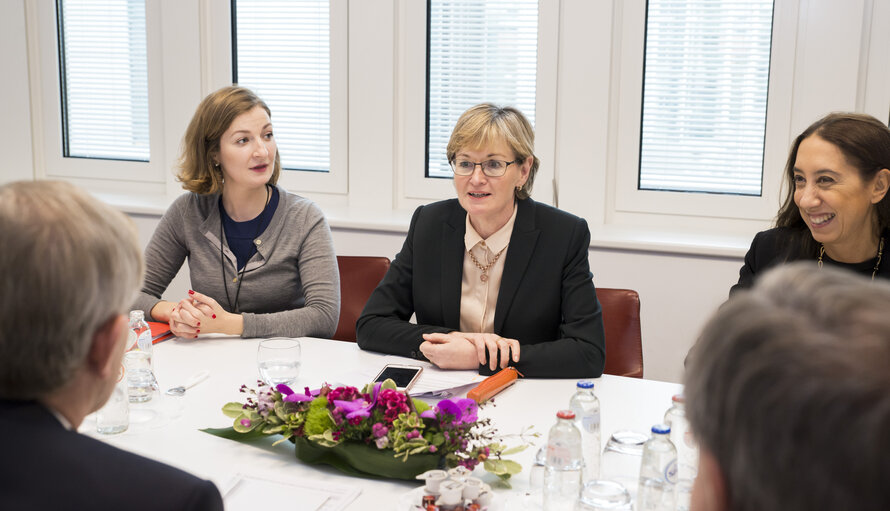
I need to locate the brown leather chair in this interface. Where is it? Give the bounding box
[597,288,644,378]
[332,255,391,342]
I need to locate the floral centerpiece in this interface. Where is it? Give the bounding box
[202,379,531,482]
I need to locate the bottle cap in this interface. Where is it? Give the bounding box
[671,394,685,403]
[576,380,595,389]
[651,423,671,435]
[556,409,576,420]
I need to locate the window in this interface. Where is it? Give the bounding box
[57,0,149,161]
[426,0,538,178]
[638,0,774,196]
[233,0,331,173]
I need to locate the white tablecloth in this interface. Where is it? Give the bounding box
[82,336,682,509]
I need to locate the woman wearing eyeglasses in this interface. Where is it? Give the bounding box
[356,104,605,378]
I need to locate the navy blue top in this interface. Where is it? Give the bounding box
[219,186,279,270]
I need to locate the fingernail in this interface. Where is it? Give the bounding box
[197,322,201,327]
[188,290,194,295]
[196,329,200,333]
[212,314,216,319]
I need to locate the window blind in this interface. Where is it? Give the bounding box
[639,0,774,195]
[233,0,330,173]
[427,0,538,178]
[58,0,149,161]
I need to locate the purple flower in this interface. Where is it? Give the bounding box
[240,418,252,427]
[371,423,389,438]
[277,384,319,403]
[333,398,372,420]
[405,429,420,440]
[428,445,437,453]
[428,398,479,425]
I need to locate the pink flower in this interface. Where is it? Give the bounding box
[240,418,251,427]
[405,429,420,440]
[371,423,389,438]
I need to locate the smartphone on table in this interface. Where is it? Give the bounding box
[373,364,423,391]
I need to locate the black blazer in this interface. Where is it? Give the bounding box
[356,198,605,378]
[0,400,223,511]
[731,227,890,295]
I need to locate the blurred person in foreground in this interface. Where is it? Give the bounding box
[356,104,605,377]
[0,181,223,510]
[686,262,890,511]
[732,113,890,293]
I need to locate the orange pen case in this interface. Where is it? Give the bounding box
[467,367,523,404]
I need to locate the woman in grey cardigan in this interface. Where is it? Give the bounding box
[133,86,339,339]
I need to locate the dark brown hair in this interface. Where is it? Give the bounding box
[775,112,890,258]
[177,86,281,194]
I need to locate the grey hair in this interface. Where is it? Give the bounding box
[685,262,890,511]
[0,181,144,398]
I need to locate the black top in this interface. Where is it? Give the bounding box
[0,400,223,511]
[731,227,890,295]
[219,186,280,269]
[355,197,606,378]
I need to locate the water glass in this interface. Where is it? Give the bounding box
[257,338,302,386]
[529,446,547,491]
[124,350,154,403]
[97,370,129,434]
[576,480,632,510]
[600,430,648,499]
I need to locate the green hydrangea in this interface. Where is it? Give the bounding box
[303,396,335,435]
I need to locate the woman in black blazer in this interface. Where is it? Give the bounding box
[733,113,890,294]
[357,104,605,378]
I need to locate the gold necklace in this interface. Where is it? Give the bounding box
[468,245,507,282]
[818,237,884,281]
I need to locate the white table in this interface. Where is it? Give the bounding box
[83,336,682,509]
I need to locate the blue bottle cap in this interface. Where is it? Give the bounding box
[651,423,671,435]
[576,380,595,389]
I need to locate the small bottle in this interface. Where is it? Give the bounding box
[569,380,601,479]
[543,410,583,511]
[125,310,155,403]
[664,394,697,511]
[637,424,678,511]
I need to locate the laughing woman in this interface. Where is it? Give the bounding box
[732,113,890,293]
[356,104,605,378]
[133,86,339,338]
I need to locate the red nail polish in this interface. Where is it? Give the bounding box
[212,314,217,319]
[197,322,201,327]
[188,290,194,295]
[196,329,200,333]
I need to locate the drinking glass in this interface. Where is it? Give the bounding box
[96,367,129,434]
[576,480,632,510]
[257,338,301,386]
[124,350,154,403]
[600,430,648,499]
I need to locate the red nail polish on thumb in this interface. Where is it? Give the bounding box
[212,314,217,319]
[188,290,194,295]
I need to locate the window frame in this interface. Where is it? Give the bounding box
[33,0,168,186]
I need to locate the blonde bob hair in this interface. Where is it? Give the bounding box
[446,103,539,200]
[177,86,281,194]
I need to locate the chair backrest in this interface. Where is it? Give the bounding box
[332,255,391,342]
[597,288,644,378]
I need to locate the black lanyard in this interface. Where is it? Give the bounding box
[219,185,271,313]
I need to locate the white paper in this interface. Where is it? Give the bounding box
[223,473,360,511]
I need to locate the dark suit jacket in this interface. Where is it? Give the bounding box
[731,227,890,295]
[0,400,223,511]
[356,198,605,378]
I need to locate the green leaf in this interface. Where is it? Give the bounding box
[200,426,268,441]
[500,444,529,456]
[222,402,246,418]
[233,414,261,433]
[483,459,507,474]
[501,459,523,475]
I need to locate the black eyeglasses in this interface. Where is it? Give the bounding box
[449,159,516,177]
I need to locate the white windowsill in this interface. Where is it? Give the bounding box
[95,190,749,259]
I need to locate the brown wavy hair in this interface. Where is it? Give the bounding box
[774,112,890,258]
[177,86,281,194]
[446,103,539,200]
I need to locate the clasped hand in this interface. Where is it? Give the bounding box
[420,332,520,371]
[164,290,231,338]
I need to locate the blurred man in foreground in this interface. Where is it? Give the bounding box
[685,262,890,511]
[0,181,223,510]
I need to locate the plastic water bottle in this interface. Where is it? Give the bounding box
[664,395,697,511]
[569,380,601,479]
[543,410,583,511]
[637,424,678,511]
[129,310,152,354]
